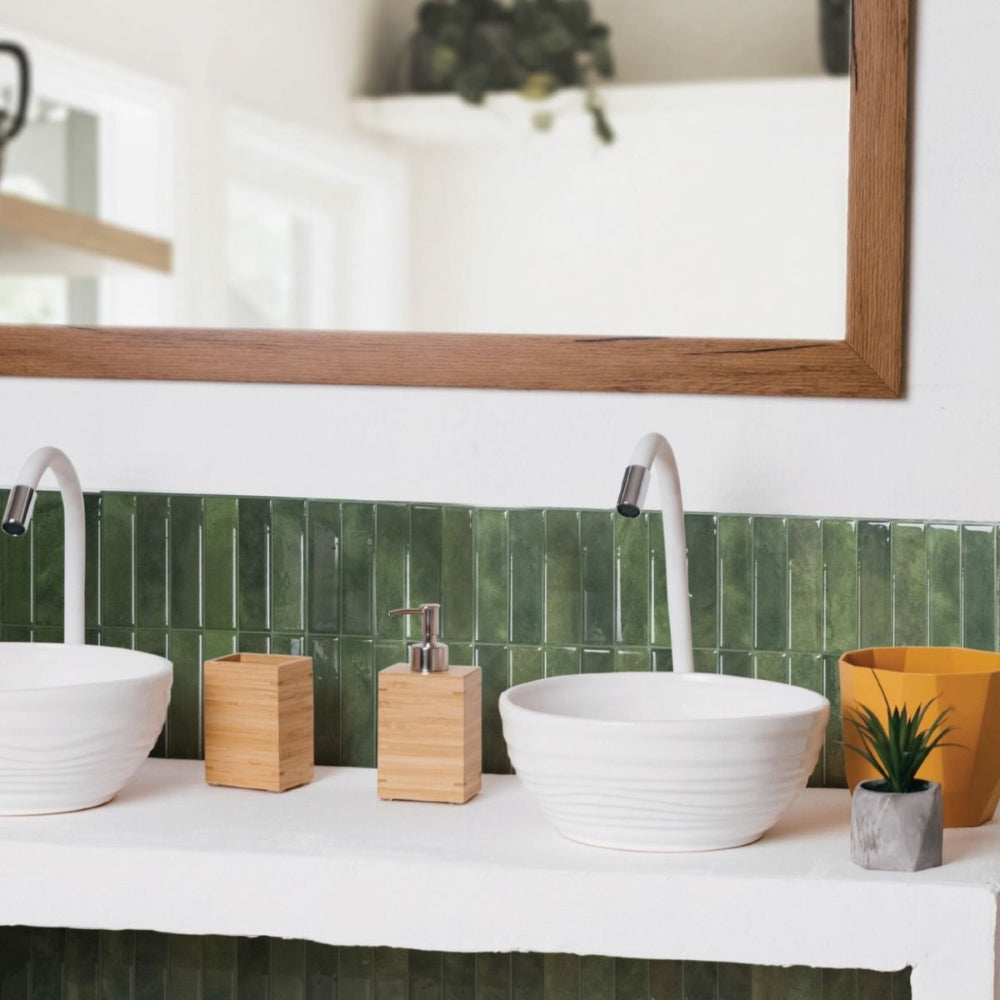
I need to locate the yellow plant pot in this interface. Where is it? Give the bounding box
[840,647,1000,827]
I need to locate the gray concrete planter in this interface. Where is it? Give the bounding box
[851,779,943,872]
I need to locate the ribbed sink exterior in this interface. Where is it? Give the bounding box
[499,672,829,851]
[0,644,172,815]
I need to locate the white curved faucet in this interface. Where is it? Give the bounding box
[616,432,694,674]
[1,447,85,644]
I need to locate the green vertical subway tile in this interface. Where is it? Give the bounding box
[892,522,927,646]
[236,937,270,1000]
[271,499,306,633]
[649,512,670,648]
[651,647,673,672]
[238,498,271,632]
[342,503,376,637]
[307,500,341,636]
[100,930,135,1000]
[203,935,237,1000]
[441,507,475,643]
[34,626,62,643]
[134,494,169,629]
[138,628,169,757]
[410,505,444,614]
[821,967,857,1000]
[509,509,544,645]
[890,969,912,999]
[134,931,170,1000]
[340,947,375,1000]
[270,939,308,1000]
[718,962,752,1000]
[544,955,580,1000]
[305,941,338,1000]
[85,492,100,628]
[858,521,892,648]
[693,648,719,674]
[614,511,648,646]
[0,926,30,998]
[583,647,614,673]
[376,641,407,672]
[311,636,340,767]
[614,647,651,672]
[648,960,682,1000]
[754,651,789,685]
[510,645,544,686]
[374,947,408,1000]
[927,523,961,647]
[30,927,65,1000]
[579,956,614,1000]
[32,491,65,629]
[686,514,718,649]
[101,493,136,627]
[239,632,271,653]
[790,653,826,786]
[102,627,135,649]
[475,509,509,643]
[681,961,717,1000]
[545,509,582,646]
[582,510,615,645]
[167,631,203,759]
[0,520,31,624]
[785,965,824,1000]
[750,965,787,999]
[477,643,510,773]
[167,934,203,1000]
[512,953,545,1000]
[476,953,511,1000]
[170,495,204,630]
[441,953,476,1000]
[824,519,859,656]
[204,497,238,631]
[719,515,753,650]
[408,950,442,1000]
[858,969,896,1000]
[788,518,823,652]
[202,630,237,662]
[613,958,648,1000]
[375,504,410,638]
[545,645,580,677]
[1,625,31,642]
[66,928,100,1000]
[341,638,376,767]
[721,649,753,678]
[962,525,996,650]
[271,633,307,657]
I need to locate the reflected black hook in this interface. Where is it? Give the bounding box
[0,41,31,143]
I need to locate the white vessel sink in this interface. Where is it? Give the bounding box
[499,671,829,852]
[0,643,172,815]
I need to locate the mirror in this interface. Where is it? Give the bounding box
[0,0,909,396]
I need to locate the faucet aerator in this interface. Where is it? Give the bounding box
[616,464,649,519]
[1,484,36,536]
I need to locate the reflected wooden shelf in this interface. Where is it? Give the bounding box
[0,191,172,276]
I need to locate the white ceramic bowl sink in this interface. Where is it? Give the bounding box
[0,643,172,815]
[499,671,830,852]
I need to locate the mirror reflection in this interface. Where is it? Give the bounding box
[0,1,849,341]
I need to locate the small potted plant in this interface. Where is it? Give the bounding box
[845,671,958,872]
[408,0,616,143]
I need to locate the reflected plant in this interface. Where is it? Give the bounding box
[844,669,960,794]
[410,0,616,143]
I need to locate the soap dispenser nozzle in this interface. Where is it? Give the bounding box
[388,603,449,674]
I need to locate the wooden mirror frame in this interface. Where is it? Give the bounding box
[0,0,909,398]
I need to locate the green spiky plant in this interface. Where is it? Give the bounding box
[844,670,960,794]
[410,0,616,143]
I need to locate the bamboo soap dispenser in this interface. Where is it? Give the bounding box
[377,603,482,804]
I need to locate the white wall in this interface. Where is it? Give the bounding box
[1,2,999,525]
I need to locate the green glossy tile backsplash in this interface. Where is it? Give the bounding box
[2,491,967,998]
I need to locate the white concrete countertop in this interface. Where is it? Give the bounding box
[0,759,997,999]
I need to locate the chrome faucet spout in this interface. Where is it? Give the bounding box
[615,432,694,674]
[2,447,85,644]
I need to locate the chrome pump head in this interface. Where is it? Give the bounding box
[616,464,650,518]
[1,484,36,536]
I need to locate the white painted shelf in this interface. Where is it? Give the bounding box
[0,759,997,999]
[0,192,172,275]
[353,77,848,144]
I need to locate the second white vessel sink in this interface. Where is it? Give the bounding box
[0,643,172,815]
[499,671,829,852]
